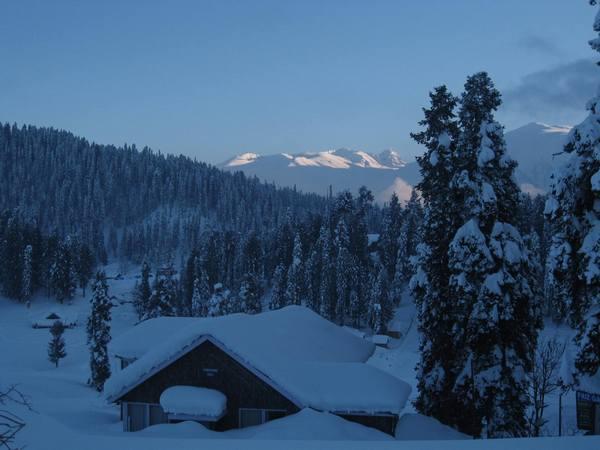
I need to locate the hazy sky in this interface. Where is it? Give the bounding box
[0,1,596,163]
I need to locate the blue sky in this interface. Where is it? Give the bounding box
[0,0,595,162]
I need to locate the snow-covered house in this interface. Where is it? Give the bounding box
[104,306,411,435]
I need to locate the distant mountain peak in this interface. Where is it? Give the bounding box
[220,123,568,203]
[223,152,261,167]
[377,149,407,168]
[222,148,408,171]
[514,122,572,135]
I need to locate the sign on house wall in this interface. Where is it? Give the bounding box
[576,390,600,434]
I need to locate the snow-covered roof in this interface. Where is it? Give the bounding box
[111,317,199,358]
[160,386,226,420]
[105,306,411,414]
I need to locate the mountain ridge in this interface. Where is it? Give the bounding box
[220,122,571,202]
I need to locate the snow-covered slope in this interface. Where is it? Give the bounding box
[505,122,571,195]
[220,123,570,202]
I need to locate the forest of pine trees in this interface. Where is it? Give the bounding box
[0,211,95,304]
[130,188,422,330]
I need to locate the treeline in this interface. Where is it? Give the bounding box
[0,122,327,263]
[0,211,95,303]
[133,188,423,331]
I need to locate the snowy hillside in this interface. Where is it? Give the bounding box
[220,123,570,202]
[1,273,596,449]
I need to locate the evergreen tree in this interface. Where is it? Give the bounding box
[191,272,210,317]
[448,73,536,437]
[334,218,354,324]
[305,238,323,313]
[369,264,392,332]
[21,244,33,302]
[269,263,287,310]
[378,193,403,277]
[284,233,304,306]
[207,283,229,317]
[50,241,77,303]
[411,74,538,437]
[76,244,95,297]
[409,85,461,423]
[392,190,423,303]
[546,1,600,378]
[239,272,261,314]
[134,261,152,320]
[48,321,67,368]
[145,265,177,319]
[0,217,23,299]
[87,271,112,391]
[319,224,337,321]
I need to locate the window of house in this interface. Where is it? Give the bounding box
[127,403,147,432]
[125,402,167,431]
[149,404,167,426]
[238,408,287,428]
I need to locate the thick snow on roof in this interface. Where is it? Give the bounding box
[160,386,226,419]
[270,361,411,413]
[110,306,374,363]
[111,316,199,358]
[105,307,410,414]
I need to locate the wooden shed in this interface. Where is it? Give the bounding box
[105,306,411,436]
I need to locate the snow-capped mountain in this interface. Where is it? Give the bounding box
[220,123,571,203]
[504,122,571,195]
[222,148,407,171]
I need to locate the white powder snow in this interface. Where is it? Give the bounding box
[160,386,226,418]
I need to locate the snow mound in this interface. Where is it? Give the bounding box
[234,408,393,441]
[142,408,393,441]
[395,414,470,440]
[160,386,226,419]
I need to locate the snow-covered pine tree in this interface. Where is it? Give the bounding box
[239,272,261,314]
[284,233,304,306]
[369,264,392,332]
[378,193,403,278]
[145,265,177,319]
[305,235,323,313]
[50,240,77,303]
[269,263,287,310]
[391,190,423,303]
[546,1,600,378]
[334,218,354,323]
[21,244,33,302]
[75,244,95,297]
[48,320,67,368]
[207,283,230,317]
[134,261,152,320]
[87,271,112,391]
[409,85,461,423]
[448,72,537,437]
[319,224,338,321]
[191,272,210,317]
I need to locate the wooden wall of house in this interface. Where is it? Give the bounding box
[119,340,300,430]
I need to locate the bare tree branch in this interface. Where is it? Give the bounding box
[0,385,32,450]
